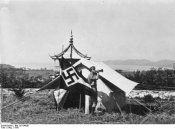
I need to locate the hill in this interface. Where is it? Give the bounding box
[0,64,15,69]
[104,59,175,70]
[0,64,55,80]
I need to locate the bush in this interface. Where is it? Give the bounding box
[144,94,155,103]
[169,96,175,101]
[12,88,25,99]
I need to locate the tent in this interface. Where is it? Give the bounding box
[38,32,138,112]
[38,58,138,112]
[73,58,138,112]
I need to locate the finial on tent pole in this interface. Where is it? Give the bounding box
[69,30,73,45]
[70,30,73,60]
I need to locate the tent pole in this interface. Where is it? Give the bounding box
[79,94,81,111]
[113,96,126,122]
[85,95,90,114]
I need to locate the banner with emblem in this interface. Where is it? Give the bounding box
[59,57,91,88]
[62,66,80,87]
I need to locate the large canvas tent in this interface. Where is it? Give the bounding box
[73,58,138,112]
[38,32,138,112]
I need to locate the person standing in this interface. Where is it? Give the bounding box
[87,66,99,114]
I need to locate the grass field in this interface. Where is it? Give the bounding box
[1,91,175,124]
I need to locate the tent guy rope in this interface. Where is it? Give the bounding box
[1,90,38,110]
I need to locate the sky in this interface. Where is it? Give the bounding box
[1,0,175,68]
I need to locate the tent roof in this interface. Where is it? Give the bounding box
[74,58,139,95]
[38,58,138,95]
[50,31,91,60]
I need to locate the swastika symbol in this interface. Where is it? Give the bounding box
[62,67,79,86]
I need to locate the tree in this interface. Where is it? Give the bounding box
[0,68,8,88]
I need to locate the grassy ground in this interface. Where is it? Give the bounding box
[1,91,175,124]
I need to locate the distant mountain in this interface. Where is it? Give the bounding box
[104,59,175,68]
[0,64,15,69]
[154,60,175,68]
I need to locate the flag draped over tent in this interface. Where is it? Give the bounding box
[38,58,94,96]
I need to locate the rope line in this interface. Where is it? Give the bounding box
[112,96,126,123]
[1,91,38,110]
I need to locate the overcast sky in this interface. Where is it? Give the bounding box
[1,0,175,68]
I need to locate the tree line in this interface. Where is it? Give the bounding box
[0,67,52,89]
[1,66,175,90]
[117,68,175,90]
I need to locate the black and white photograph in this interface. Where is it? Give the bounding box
[1,0,175,126]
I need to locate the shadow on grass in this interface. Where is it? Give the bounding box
[122,104,154,116]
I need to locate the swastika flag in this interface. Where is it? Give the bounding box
[59,58,91,88]
[62,66,79,86]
